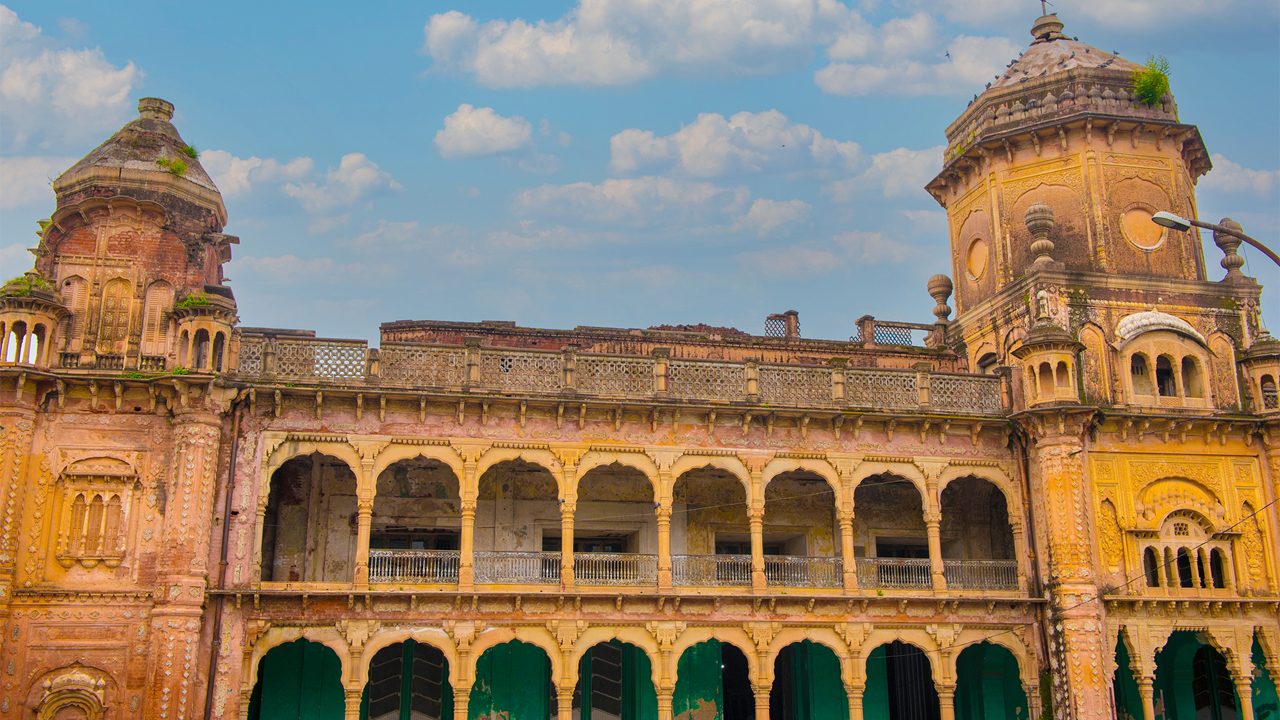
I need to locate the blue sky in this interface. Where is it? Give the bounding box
[1,0,1277,341]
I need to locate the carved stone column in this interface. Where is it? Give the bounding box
[1137,676,1155,720]
[353,496,373,585]
[657,687,674,720]
[925,510,946,591]
[847,682,865,720]
[839,509,858,591]
[561,499,576,588]
[753,685,771,720]
[656,503,673,590]
[1026,410,1110,720]
[749,506,766,590]
[453,687,470,720]
[458,496,477,589]
[1010,518,1029,591]
[557,683,574,720]
[937,684,956,720]
[344,688,363,720]
[145,407,223,720]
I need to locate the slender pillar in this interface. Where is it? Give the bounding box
[749,507,766,590]
[1153,549,1166,588]
[657,687,674,720]
[753,685,771,720]
[557,684,574,720]
[458,497,476,589]
[848,683,865,720]
[937,685,956,720]
[1188,548,1201,589]
[344,689,363,720]
[656,503,673,590]
[453,686,470,720]
[839,510,858,591]
[1135,675,1155,720]
[1234,677,1256,720]
[354,496,373,585]
[925,513,946,590]
[561,500,576,588]
[1010,520,1029,591]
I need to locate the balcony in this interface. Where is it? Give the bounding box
[369,549,460,584]
[473,551,561,584]
[764,556,843,588]
[672,554,752,587]
[233,336,1007,416]
[574,553,657,586]
[943,559,1019,590]
[857,558,932,589]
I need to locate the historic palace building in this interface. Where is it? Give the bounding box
[1,12,1277,720]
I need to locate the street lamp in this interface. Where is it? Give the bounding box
[1151,211,1280,268]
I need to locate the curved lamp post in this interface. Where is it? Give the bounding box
[1151,211,1280,268]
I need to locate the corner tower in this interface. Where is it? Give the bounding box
[31,97,238,371]
[928,14,1211,319]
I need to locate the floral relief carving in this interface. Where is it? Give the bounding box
[1097,500,1123,573]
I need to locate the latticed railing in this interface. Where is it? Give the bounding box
[671,554,752,586]
[758,365,833,407]
[473,550,561,584]
[845,368,919,410]
[574,552,657,585]
[856,558,932,589]
[275,337,367,380]
[667,360,745,400]
[381,344,467,387]
[577,355,655,396]
[368,549,459,584]
[765,556,842,588]
[943,559,1018,590]
[237,337,264,375]
[478,350,564,393]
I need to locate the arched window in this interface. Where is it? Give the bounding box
[178,330,190,367]
[1262,374,1278,410]
[1055,360,1070,389]
[977,352,998,374]
[5,321,26,364]
[1208,549,1227,589]
[1038,362,1053,399]
[26,323,45,364]
[1131,354,1153,395]
[193,329,210,370]
[1143,547,1160,587]
[1181,356,1203,397]
[212,332,226,372]
[1155,355,1176,397]
[61,275,88,352]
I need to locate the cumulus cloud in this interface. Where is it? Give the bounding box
[514,176,750,228]
[0,155,74,208]
[1202,154,1280,196]
[200,150,314,197]
[0,5,140,150]
[825,146,941,202]
[816,34,1018,96]
[423,1,858,88]
[435,104,534,158]
[737,229,924,277]
[283,153,401,215]
[741,198,811,236]
[610,109,861,177]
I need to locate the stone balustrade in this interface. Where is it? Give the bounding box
[233,336,1008,416]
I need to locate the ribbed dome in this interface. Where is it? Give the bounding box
[53,97,225,222]
[991,17,1139,90]
[1115,310,1204,345]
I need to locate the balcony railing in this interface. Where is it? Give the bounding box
[765,556,843,588]
[368,549,459,584]
[474,551,561,584]
[943,559,1018,590]
[574,552,657,586]
[671,554,752,586]
[857,558,932,589]
[233,336,1007,416]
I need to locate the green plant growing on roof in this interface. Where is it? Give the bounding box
[3,273,53,297]
[156,157,188,177]
[176,293,210,309]
[1130,56,1170,107]
[181,144,199,159]
[170,366,191,376]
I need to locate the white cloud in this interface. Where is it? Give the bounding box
[514,176,750,228]
[610,109,861,177]
[200,150,313,197]
[0,155,74,208]
[1202,154,1280,196]
[834,230,922,263]
[0,5,140,150]
[825,145,941,201]
[816,35,1018,96]
[233,254,338,284]
[282,153,401,215]
[0,242,31,277]
[435,104,534,158]
[737,245,842,276]
[741,198,811,236]
[423,1,859,88]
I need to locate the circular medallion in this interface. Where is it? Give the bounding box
[966,237,989,280]
[1121,207,1166,251]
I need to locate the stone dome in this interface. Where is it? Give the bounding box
[53,98,226,223]
[990,15,1139,91]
